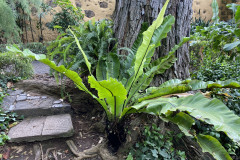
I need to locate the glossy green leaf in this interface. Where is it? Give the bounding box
[235,6,240,23]
[133,93,240,145]
[196,134,232,160]
[212,0,219,23]
[126,0,170,92]
[223,41,240,51]
[144,15,175,66]
[88,76,127,119]
[139,79,240,102]
[165,112,195,137]
[96,59,107,81]
[69,28,92,73]
[106,53,120,80]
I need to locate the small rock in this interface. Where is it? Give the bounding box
[52,104,64,108]
[99,1,108,8]
[75,2,81,7]
[16,95,27,101]
[9,90,24,96]
[9,105,15,110]
[53,100,62,104]
[27,96,41,100]
[84,10,95,18]
[41,96,47,99]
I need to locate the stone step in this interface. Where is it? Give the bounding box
[8,114,74,143]
[2,89,72,117]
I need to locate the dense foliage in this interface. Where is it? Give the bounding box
[0,0,42,43]
[127,124,186,160]
[47,19,117,76]
[0,84,22,146]
[0,51,33,81]
[0,107,19,146]
[0,42,49,54]
[47,0,84,33]
[190,1,240,157]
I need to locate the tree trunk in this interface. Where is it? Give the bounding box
[113,0,192,86]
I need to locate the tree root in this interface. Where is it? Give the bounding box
[66,140,118,160]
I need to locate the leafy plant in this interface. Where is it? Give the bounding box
[0,42,50,55]
[128,124,186,160]
[0,88,21,146]
[223,5,240,53]
[192,60,240,156]
[191,9,211,35]
[0,51,33,80]
[190,2,240,70]
[47,19,117,76]
[212,0,220,24]
[0,108,21,146]
[11,0,240,159]
[47,0,84,33]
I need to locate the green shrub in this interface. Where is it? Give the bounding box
[22,42,49,55]
[192,60,240,156]
[0,86,21,146]
[0,52,33,81]
[0,42,49,54]
[128,124,186,160]
[192,61,240,82]
[190,2,240,70]
[0,107,21,146]
[47,19,117,76]
[46,0,84,33]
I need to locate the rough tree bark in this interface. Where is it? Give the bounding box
[113,0,192,86]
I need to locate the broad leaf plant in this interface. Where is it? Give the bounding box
[9,0,240,159]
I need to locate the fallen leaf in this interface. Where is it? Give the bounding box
[221,93,231,97]
[3,147,10,159]
[7,82,13,89]
[9,122,18,128]
[11,146,25,154]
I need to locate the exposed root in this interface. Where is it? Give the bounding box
[44,148,56,160]
[66,140,118,160]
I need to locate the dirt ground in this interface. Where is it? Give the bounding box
[0,113,105,160]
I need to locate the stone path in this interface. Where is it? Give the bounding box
[32,60,50,75]
[3,88,74,143]
[8,114,73,143]
[3,89,71,117]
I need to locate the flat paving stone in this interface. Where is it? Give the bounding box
[8,89,24,96]
[2,96,16,110]
[8,114,73,142]
[2,90,72,117]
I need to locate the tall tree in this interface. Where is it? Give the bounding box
[113,0,192,85]
[0,0,42,43]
